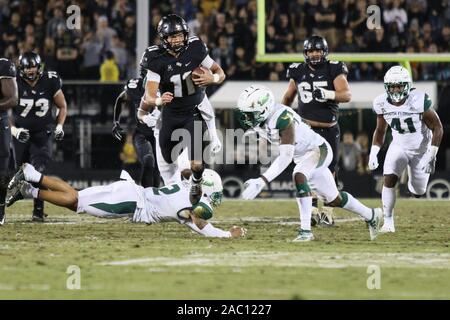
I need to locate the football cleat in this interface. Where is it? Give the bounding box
[292,229,315,242]
[6,180,25,207]
[7,165,25,190]
[367,208,383,241]
[311,207,320,227]
[318,207,335,227]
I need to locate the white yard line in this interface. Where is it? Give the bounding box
[100,251,450,269]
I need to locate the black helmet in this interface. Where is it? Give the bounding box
[18,51,43,81]
[303,35,329,66]
[157,14,189,53]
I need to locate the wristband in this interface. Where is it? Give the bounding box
[370,145,380,156]
[155,97,163,106]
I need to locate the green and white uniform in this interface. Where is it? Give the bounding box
[373,89,433,194]
[77,172,213,225]
[260,104,338,202]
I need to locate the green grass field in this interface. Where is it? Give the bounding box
[0,199,449,299]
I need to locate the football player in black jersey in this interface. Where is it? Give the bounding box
[0,58,18,225]
[10,51,67,222]
[112,77,160,188]
[138,14,225,193]
[282,35,351,223]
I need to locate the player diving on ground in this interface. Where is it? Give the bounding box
[5,163,246,238]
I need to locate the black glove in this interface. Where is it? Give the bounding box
[112,122,125,141]
[312,87,326,101]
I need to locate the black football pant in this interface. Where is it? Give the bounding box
[158,109,206,165]
[133,130,160,188]
[311,124,340,178]
[0,115,11,208]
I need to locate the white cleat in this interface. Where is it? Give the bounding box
[380,217,395,233]
[367,208,383,241]
[292,229,315,242]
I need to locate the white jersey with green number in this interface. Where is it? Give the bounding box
[132,181,212,224]
[373,89,433,151]
[260,103,325,157]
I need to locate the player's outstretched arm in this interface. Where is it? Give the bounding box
[0,78,18,110]
[185,214,246,238]
[281,79,297,107]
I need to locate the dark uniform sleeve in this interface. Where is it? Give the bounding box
[0,59,16,78]
[139,46,162,78]
[286,63,301,81]
[188,36,209,62]
[329,61,348,81]
[47,71,62,96]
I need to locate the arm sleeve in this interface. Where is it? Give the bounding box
[0,59,16,78]
[185,221,231,238]
[200,55,215,69]
[262,144,295,182]
[50,73,63,96]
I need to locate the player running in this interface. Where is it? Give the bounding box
[236,85,382,241]
[368,66,443,233]
[6,163,246,238]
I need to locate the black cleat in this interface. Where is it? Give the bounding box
[5,181,24,207]
[8,165,25,191]
[31,212,45,222]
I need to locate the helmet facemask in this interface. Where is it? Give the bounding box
[384,82,411,103]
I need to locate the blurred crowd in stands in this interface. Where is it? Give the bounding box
[0,0,448,81]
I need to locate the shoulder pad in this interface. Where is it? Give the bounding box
[0,58,16,78]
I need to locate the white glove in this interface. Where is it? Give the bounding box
[210,133,222,155]
[368,145,380,170]
[242,177,266,200]
[142,108,161,128]
[418,146,438,174]
[11,126,30,143]
[54,124,64,140]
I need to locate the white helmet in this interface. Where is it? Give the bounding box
[201,169,223,208]
[236,85,275,129]
[384,66,412,103]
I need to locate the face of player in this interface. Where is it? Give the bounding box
[387,84,405,94]
[307,49,323,64]
[24,66,39,80]
[167,32,185,51]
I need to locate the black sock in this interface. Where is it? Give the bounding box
[312,197,318,208]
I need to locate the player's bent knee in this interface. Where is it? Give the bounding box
[384,174,398,188]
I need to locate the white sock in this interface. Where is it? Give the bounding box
[296,196,312,231]
[342,192,373,221]
[23,164,42,184]
[382,186,395,218]
[22,182,39,199]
